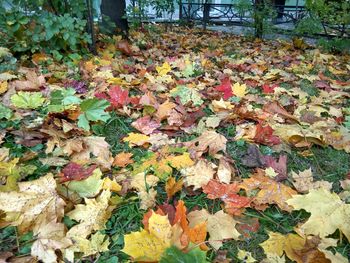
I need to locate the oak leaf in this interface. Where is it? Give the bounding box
[286,188,350,240]
[0,173,65,233]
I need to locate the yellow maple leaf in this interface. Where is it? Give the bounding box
[65,232,109,262]
[166,152,194,169]
[123,132,150,147]
[260,232,305,262]
[287,188,350,240]
[102,177,122,192]
[122,212,172,262]
[237,249,257,263]
[67,190,114,238]
[0,173,65,233]
[232,82,247,97]
[156,62,171,76]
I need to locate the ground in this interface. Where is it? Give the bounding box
[0,26,349,262]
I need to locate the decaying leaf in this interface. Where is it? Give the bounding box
[291,168,332,193]
[181,160,216,190]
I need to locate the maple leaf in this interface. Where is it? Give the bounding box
[11,91,45,109]
[263,155,287,181]
[65,168,104,198]
[254,123,281,146]
[156,62,172,76]
[130,172,159,209]
[239,169,297,212]
[113,152,134,167]
[123,132,150,147]
[107,85,130,108]
[59,162,96,183]
[291,168,332,193]
[263,101,298,123]
[65,232,109,261]
[66,190,114,238]
[203,180,251,215]
[181,160,216,190]
[187,209,240,250]
[217,158,233,184]
[160,246,208,263]
[0,173,65,233]
[122,212,172,262]
[237,249,257,263]
[131,115,161,135]
[77,98,111,131]
[165,177,184,200]
[215,77,232,100]
[71,136,114,171]
[260,232,305,263]
[185,130,227,158]
[232,82,247,98]
[286,188,350,240]
[156,100,176,121]
[31,221,72,263]
[170,85,203,106]
[262,84,277,94]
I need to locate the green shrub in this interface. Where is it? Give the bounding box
[0,1,91,54]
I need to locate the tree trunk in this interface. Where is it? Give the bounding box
[254,0,264,39]
[101,0,129,36]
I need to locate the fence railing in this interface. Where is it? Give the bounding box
[179,2,307,28]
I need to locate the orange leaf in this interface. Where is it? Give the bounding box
[165,177,184,200]
[239,169,297,212]
[203,180,251,215]
[187,222,209,250]
[174,200,188,232]
[113,152,134,167]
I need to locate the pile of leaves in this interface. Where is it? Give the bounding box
[0,27,350,262]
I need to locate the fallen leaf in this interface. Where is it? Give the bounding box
[291,168,332,193]
[287,188,350,240]
[186,130,227,158]
[113,152,134,167]
[232,82,247,98]
[0,173,65,233]
[156,62,171,76]
[165,177,184,200]
[217,159,233,184]
[67,190,114,238]
[122,212,172,261]
[181,160,216,190]
[59,162,96,183]
[187,209,240,250]
[123,132,150,147]
[132,116,161,135]
[31,221,72,263]
[240,169,297,212]
[260,232,305,263]
[216,77,233,100]
[237,249,257,262]
[254,123,281,146]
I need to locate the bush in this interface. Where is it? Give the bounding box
[0,1,91,55]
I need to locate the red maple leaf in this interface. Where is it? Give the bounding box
[254,123,281,146]
[58,162,96,183]
[108,86,130,108]
[131,115,161,135]
[215,77,233,100]
[262,84,277,94]
[203,180,251,214]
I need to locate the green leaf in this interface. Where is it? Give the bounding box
[11,91,45,109]
[78,98,110,131]
[170,86,203,106]
[65,168,104,198]
[160,246,208,263]
[0,104,13,119]
[48,88,81,113]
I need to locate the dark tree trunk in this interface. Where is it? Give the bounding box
[254,0,264,39]
[101,0,129,36]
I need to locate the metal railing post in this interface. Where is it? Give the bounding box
[203,2,210,30]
